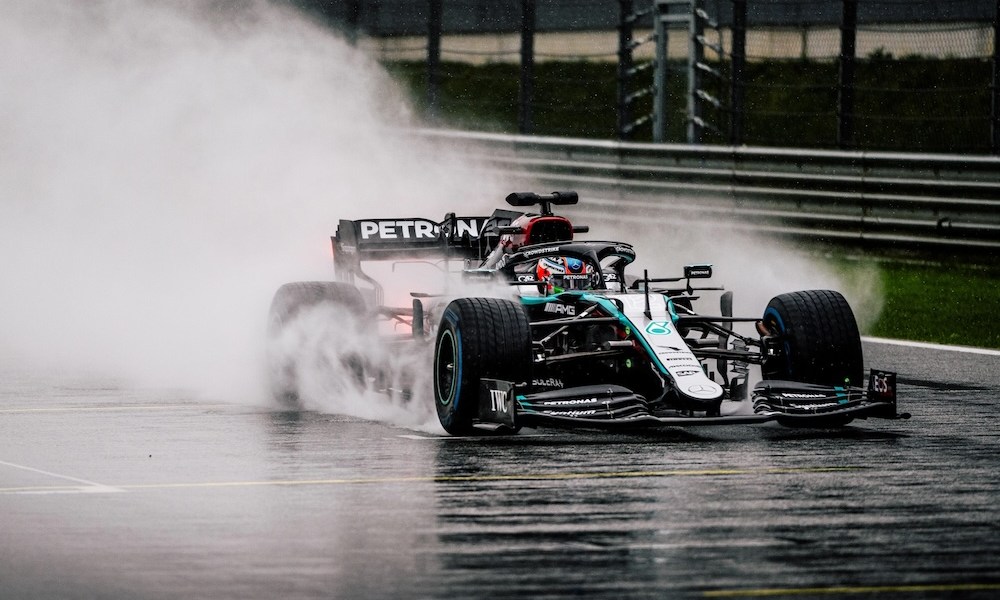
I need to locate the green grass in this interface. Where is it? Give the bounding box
[860,261,1000,349]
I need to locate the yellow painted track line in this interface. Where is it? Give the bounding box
[703,582,1000,597]
[0,465,860,494]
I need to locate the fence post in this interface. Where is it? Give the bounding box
[687,0,705,143]
[992,0,1000,154]
[618,0,635,140]
[427,0,442,120]
[837,0,857,149]
[344,0,360,45]
[519,0,536,135]
[653,1,670,142]
[730,0,746,146]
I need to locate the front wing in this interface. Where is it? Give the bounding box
[477,370,907,430]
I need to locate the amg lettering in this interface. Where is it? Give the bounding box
[543,303,576,316]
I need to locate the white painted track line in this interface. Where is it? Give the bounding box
[0,404,232,414]
[862,336,1000,357]
[0,459,123,494]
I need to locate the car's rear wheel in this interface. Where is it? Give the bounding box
[434,298,532,435]
[267,282,367,405]
[761,289,864,427]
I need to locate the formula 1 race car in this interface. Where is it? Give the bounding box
[267,191,907,434]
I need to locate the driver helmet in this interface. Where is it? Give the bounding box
[535,256,597,294]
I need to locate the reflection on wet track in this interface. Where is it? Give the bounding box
[1,340,999,598]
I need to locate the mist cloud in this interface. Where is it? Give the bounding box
[0,0,505,406]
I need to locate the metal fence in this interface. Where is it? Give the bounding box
[618,0,1000,152]
[416,128,1000,254]
[292,0,1000,154]
[288,1,995,35]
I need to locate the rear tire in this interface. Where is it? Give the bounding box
[434,298,532,435]
[268,282,365,332]
[267,282,367,404]
[761,290,863,427]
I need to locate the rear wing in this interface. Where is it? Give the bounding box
[332,210,521,282]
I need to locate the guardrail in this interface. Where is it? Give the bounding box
[417,129,1000,254]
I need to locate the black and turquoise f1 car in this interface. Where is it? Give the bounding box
[267,191,907,435]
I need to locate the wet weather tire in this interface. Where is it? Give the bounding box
[434,298,532,435]
[266,282,367,404]
[268,282,365,331]
[762,289,863,386]
[762,290,864,427]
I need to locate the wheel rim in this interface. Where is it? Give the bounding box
[436,329,457,405]
[762,308,793,378]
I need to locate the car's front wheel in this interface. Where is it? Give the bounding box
[434,297,532,435]
[761,289,864,427]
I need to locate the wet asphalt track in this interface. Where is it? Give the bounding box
[1,340,999,599]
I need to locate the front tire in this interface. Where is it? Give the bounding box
[434,298,532,435]
[762,289,863,387]
[762,290,864,427]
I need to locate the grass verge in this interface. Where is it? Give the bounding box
[855,260,1000,349]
